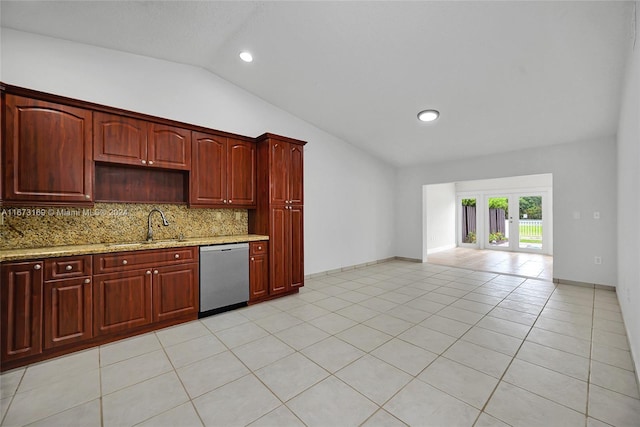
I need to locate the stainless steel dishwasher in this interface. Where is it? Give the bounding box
[199,243,249,317]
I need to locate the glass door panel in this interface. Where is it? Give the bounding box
[487,196,509,248]
[460,198,477,246]
[518,195,542,250]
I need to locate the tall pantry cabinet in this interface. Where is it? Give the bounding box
[249,134,306,299]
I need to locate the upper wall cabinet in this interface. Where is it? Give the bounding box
[269,138,304,205]
[3,94,94,206]
[190,131,256,208]
[94,112,191,171]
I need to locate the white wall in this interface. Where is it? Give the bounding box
[0,29,397,275]
[396,138,617,286]
[616,1,640,377]
[424,183,456,257]
[455,174,552,192]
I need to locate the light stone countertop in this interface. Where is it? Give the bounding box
[0,234,269,262]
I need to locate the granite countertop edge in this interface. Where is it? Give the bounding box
[0,234,269,262]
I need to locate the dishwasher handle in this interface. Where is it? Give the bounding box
[199,243,249,253]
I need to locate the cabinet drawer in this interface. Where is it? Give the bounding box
[250,241,268,256]
[45,255,92,280]
[94,247,198,273]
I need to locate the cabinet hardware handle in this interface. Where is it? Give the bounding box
[85,194,91,199]
[149,161,154,165]
[141,160,146,164]
[174,254,180,259]
[65,265,73,271]
[146,270,151,275]
[154,270,159,275]
[223,200,227,204]
[229,200,232,203]
[84,278,91,284]
[122,260,128,265]
[34,264,41,270]
[251,257,254,261]
[258,246,262,250]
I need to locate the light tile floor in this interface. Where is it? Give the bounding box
[2,260,639,426]
[427,248,553,281]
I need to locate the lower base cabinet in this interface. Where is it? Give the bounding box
[1,261,43,364]
[93,270,153,336]
[1,247,199,371]
[44,277,93,349]
[152,263,199,322]
[249,241,268,301]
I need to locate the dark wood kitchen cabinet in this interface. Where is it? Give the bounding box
[190,131,256,208]
[152,263,199,322]
[93,269,153,336]
[94,112,191,170]
[249,241,268,301]
[1,261,44,364]
[43,255,93,349]
[2,94,93,206]
[93,247,198,336]
[249,134,306,299]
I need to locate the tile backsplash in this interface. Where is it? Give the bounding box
[0,203,248,250]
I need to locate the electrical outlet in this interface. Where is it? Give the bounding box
[594,256,602,265]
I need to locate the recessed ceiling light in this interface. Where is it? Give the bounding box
[417,109,440,122]
[239,51,253,63]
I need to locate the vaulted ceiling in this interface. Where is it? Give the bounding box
[1,1,635,166]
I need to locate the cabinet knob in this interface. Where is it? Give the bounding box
[251,257,254,261]
[34,264,41,270]
[153,270,159,275]
[85,194,91,199]
[174,254,180,259]
[141,160,147,164]
[146,270,152,275]
[148,161,154,165]
[229,200,232,204]
[84,278,91,284]
[223,200,227,204]
[258,246,262,250]
[65,265,73,271]
[122,260,128,265]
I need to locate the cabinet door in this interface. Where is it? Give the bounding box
[4,95,93,204]
[43,277,92,349]
[289,205,304,289]
[190,132,226,206]
[249,242,268,301]
[269,206,288,294]
[288,144,304,205]
[1,261,43,362]
[269,141,289,205]
[227,139,256,207]
[93,112,147,166]
[148,124,191,170]
[152,263,199,322]
[93,270,152,336]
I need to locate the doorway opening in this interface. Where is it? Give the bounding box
[424,174,553,277]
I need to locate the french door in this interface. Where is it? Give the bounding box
[485,193,547,253]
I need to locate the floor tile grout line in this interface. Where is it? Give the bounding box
[471,275,560,426]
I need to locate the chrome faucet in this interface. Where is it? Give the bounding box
[147,207,169,242]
